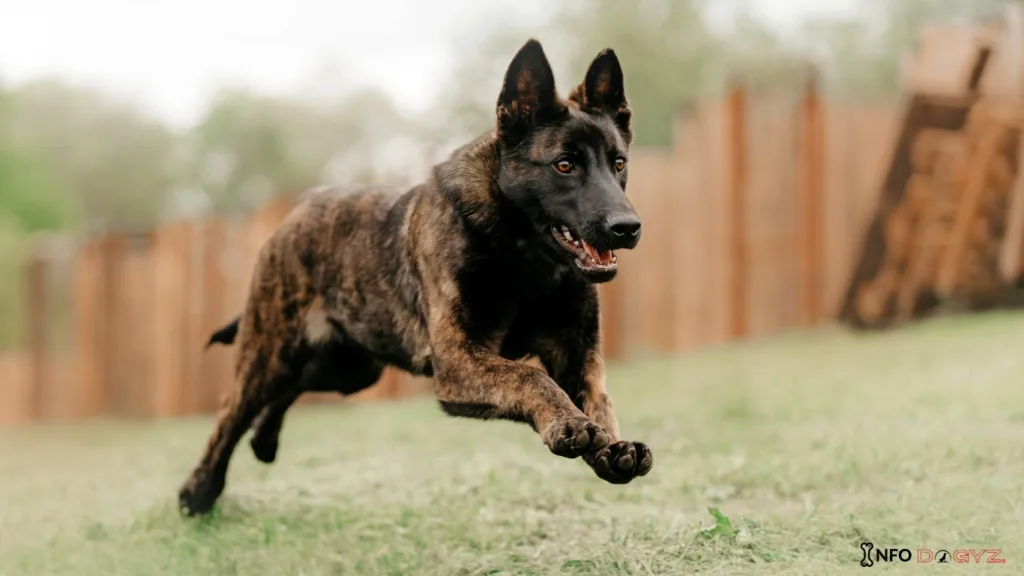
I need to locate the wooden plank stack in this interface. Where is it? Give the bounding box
[840,4,1024,329]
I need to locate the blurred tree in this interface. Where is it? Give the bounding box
[4,80,181,232]
[0,87,66,348]
[0,89,65,233]
[435,0,816,148]
[437,0,1023,147]
[187,85,428,215]
[430,31,537,145]
[436,0,730,148]
[552,0,729,147]
[799,0,1015,99]
[722,11,816,93]
[314,86,434,187]
[0,144,64,232]
[188,88,312,214]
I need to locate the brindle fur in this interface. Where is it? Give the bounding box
[178,39,653,516]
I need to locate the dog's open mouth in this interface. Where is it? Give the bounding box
[550,226,617,273]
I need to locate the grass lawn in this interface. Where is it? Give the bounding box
[2,311,1024,575]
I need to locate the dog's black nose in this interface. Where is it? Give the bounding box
[606,215,641,238]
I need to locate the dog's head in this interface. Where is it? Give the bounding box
[495,39,638,284]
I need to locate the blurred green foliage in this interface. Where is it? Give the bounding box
[0,0,1017,348]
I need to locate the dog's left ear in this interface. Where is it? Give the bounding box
[570,48,632,144]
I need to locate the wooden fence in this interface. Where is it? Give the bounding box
[0,83,898,425]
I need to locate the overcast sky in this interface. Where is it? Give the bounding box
[0,0,856,128]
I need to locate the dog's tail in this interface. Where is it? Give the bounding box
[205,315,241,349]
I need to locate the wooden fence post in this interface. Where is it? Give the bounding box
[0,350,32,424]
[73,236,108,417]
[23,250,47,419]
[104,233,156,417]
[152,222,192,417]
[726,80,749,340]
[199,218,233,411]
[799,70,825,325]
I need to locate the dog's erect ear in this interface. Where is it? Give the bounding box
[570,48,632,144]
[496,39,561,141]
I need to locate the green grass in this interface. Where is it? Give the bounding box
[3,311,1024,575]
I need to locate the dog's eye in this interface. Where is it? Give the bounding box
[554,159,575,174]
[614,157,627,172]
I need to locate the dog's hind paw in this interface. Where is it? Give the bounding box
[250,432,279,464]
[584,440,652,484]
[543,416,610,459]
[177,470,225,517]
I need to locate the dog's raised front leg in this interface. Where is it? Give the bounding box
[538,346,653,484]
[575,350,652,484]
[535,292,653,484]
[429,322,611,460]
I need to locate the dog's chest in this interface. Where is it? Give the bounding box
[468,282,559,360]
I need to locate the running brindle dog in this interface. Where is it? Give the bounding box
[179,38,653,516]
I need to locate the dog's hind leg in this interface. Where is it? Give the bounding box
[248,388,302,464]
[249,340,385,464]
[178,335,298,516]
[177,375,267,516]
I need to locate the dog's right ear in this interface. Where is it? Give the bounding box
[496,39,561,142]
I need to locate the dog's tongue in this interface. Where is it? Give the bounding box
[582,241,614,265]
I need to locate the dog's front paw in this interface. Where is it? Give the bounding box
[178,469,225,517]
[584,440,652,484]
[543,416,610,459]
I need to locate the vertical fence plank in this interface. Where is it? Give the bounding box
[182,222,208,414]
[621,151,674,354]
[647,153,676,353]
[799,75,825,325]
[697,98,731,346]
[105,234,155,417]
[821,105,849,317]
[23,252,48,419]
[670,110,704,351]
[104,234,131,416]
[726,82,749,340]
[199,218,234,410]
[0,350,31,424]
[745,94,800,337]
[152,222,192,417]
[126,238,156,416]
[73,238,108,417]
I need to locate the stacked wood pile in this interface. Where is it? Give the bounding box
[840,4,1024,328]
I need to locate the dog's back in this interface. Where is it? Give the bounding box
[240,183,432,373]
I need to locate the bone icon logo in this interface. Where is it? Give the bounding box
[861,542,874,567]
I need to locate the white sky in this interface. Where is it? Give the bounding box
[0,0,857,129]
